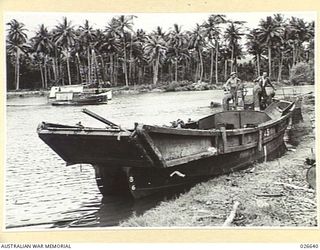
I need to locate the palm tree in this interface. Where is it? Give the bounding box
[188,24,205,82]
[126,30,147,85]
[287,17,313,64]
[78,20,97,85]
[126,31,135,85]
[144,32,167,85]
[219,43,231,80]
[31,24,54,88]
[93,29,107,83]
[152,26,167,39]
[111,15,136,86]
[133,29,148,85]
[256,16,283,78]
[225,21,245,73]
[100,29,120,85]
[246,29,264,77]
[6,19,28,90]
[203,14,226,84]
[168,24,188,82]
[305,21,315,62]
[53,17,76,85]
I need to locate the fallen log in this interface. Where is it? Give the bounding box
[275,182,315,193]
[256,193,283,197]
[222,201,240,227]
[195,215,225,220]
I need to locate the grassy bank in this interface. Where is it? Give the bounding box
[120,94,316,227]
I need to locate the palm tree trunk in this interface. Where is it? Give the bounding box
[215,40,219,84]
[199,48,203,82]
[66,52,71,85]
[87,47,91,85]
[75,57,80,84]
[175,59,178,82]
[15,49,20,90]
[138,66,142,85]
[230,45,234,73]
[195,62,199,82]
[257,55,261,76]
[114,56,119,86]
[182,61,186,80]
[123,38,129,86]
[110,54,114,85]
[52,58,57,83]
[153,63,156,85]
[224,59,228,81]
[129,35,133,85]
[76,53,83,84]
[268,45,272,78]
[153,54,160,85]
[44,55,48,89]
[54,48,59,82]
[132,64,136,87]
[39,63,44,88]
[142,66,145,83]
[159,66,162,82]
[92,50,99,84]
[99,55,106,83]
[210,48,214,84]
[277,52,284,83]
[60,63,64,85]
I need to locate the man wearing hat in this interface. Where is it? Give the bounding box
[222,71,243,110]
[253,72,276,110]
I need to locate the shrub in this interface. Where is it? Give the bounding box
[164,80,193,92]
[289,62,314,85]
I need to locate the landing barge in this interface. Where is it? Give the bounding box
[37,100,294,198]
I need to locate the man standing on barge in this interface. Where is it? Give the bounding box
[222,72,243,111]
[253,72,276,110]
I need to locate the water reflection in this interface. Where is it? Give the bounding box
[52,185,193,228]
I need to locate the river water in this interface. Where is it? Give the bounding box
[5,86,313,229]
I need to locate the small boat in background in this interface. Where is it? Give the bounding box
[49,85,84,100]
[82,86,112,100]
[51,92,109,106]
[48,85,112,106]
[37,100,295,199]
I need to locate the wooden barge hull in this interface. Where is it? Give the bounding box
[123,133,287,198]
[38,104,292,198]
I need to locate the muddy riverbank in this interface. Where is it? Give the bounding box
[120,94,316,227]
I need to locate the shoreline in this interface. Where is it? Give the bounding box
[5,81,218,99]
[6,80,307,99]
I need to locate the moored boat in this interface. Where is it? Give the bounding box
[37,100,295,199]
[48,85,112,106]
[51,92,108,106]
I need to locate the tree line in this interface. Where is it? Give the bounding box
[6,14,314,90]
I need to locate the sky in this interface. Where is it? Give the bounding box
[4,11,316,38]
